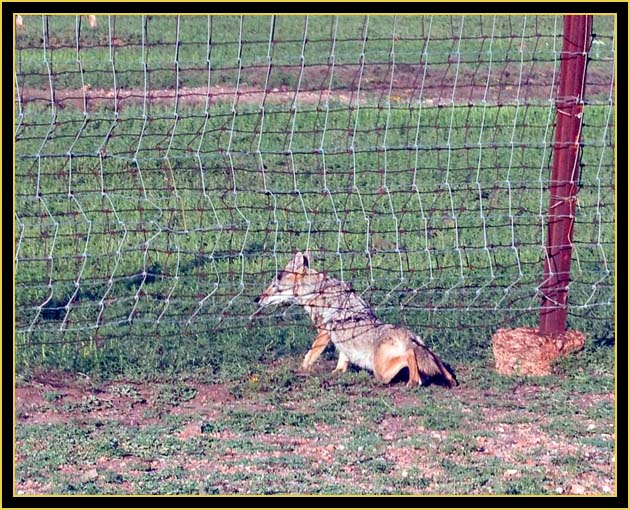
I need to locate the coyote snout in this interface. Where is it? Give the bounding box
[254,251,457,388]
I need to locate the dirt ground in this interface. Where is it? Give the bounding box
[14,360,616,496]
[17,61,614,111]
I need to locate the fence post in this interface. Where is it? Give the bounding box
[539,15,593,336]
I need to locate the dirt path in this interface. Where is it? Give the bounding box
[17,62,613,111]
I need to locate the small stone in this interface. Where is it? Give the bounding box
[81,468,99,482]
[570,484,586,495]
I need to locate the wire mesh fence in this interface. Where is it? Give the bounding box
[14,15,615,374]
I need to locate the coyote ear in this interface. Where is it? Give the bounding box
[290,251,304,271]
[291,250,310,272]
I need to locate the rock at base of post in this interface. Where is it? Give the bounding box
[492,327,586,376]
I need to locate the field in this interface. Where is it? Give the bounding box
[14,15,616,496]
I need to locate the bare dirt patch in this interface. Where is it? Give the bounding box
[17,62,613,112]
[167,383,234,417]
[16,375,233,427]
[384,444,446,490]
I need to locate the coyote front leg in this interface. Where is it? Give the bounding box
[301,330,331,370]
[333,352,349,373]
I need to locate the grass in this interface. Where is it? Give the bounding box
[15,15,615,91]
[14,346,615,495]
[17,16,613,89]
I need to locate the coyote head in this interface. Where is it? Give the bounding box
[255,251,316,308]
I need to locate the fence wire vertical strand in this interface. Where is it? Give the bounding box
[408,16,433,297]
[439,15,466,312]
[28,15,59,335]
[494,15,527,312]
[467,15,497,313]
[257,16,280,279]
[588,32,615,301]
[286,16,313,254]
[319,16,345,281]
[225,15,250,312]
[350,16,373,285]
[187,15,221,328]
[571,18,613,312]
[94,15,127,332]
[376,16,405,311]
[15,71,24,136]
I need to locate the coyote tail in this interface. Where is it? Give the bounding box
[413,344,458,387]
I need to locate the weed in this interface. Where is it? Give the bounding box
[109,383,146,403]
[43,391,62,402]
[154,384,197,407]
[63,395,112,413]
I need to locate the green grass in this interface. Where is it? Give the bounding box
[15,15,615,91]
[14,15,615,380]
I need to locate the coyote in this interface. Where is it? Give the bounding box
[253,252,457,387]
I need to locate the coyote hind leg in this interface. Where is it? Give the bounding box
[374,339,421,386]
[406,348,421,387]
[373,339,413,385]
[301,330,331,370]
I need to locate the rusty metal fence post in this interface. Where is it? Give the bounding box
[539,15,593,336]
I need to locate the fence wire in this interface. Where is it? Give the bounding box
[14,15,614,360]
